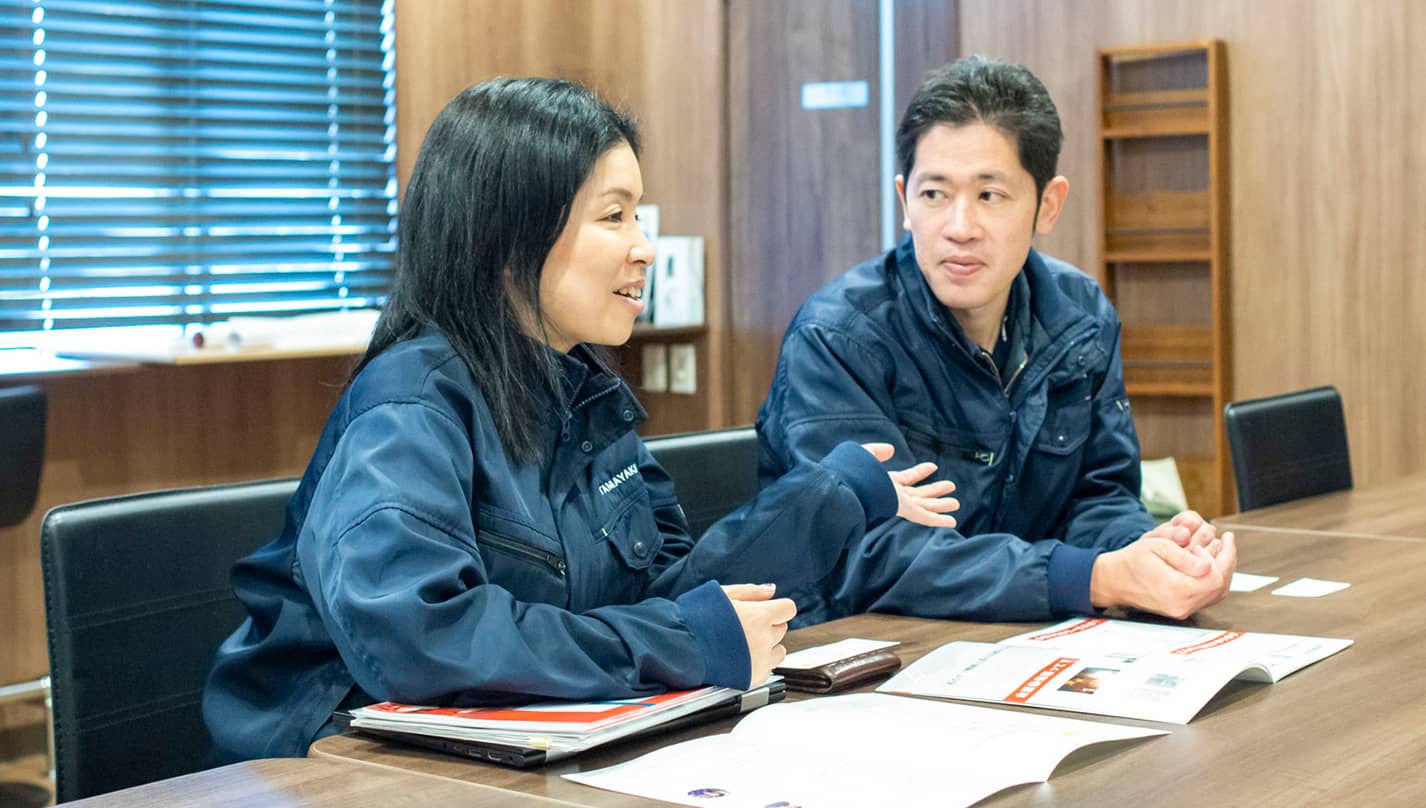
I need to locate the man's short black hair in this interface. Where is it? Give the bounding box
[896,55,1063,197]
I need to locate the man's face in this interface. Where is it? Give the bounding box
[896,122,1066,329]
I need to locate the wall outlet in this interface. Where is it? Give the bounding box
[668,343,697,395]
[641,343,668,392]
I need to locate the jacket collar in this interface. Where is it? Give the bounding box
[551,344,646,419]
[892,236,1094,360]
[550,343,647,446]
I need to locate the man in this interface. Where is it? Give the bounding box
[757,55,1235,626]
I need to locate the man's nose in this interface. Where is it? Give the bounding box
[943,199,979,241]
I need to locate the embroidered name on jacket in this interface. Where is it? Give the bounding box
[597,464,639,496]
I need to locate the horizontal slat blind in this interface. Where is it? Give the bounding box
[0,0,395,330]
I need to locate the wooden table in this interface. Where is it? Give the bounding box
[56,756,571,807]
[1217,471,1426,540]
[310,527,1426,805]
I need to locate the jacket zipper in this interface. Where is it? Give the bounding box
[1004,353,1029,394]
[475,529,567,577]
[572,378,622,412]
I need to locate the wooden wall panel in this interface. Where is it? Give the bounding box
[0,359,350,720]
[727,0,959,426]
[959,0,1426,486]
[394,0,727,435]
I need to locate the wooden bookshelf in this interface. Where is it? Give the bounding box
[1098,41,1232,515]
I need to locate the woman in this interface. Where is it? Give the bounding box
[202,77,956,761]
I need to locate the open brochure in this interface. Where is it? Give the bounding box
[565,693,1166,808]
[346,681,781,765]
[878,617,1353,724]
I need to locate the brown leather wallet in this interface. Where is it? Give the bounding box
[774,648,902,693]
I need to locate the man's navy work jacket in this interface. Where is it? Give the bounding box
[204,331,892,761]
[757,238,1155,626]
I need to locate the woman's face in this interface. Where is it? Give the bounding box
[537,143,654,352]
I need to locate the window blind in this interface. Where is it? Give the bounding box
[0,0,396,331]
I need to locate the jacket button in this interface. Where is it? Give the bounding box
[633,540,647,557]
[621,408,635,422]
[1057,434,1067,443]
[580,440,594,453]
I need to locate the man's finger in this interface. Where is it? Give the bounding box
[1214,532,1238,574]
[1189,522,1216,547]
[1148,539,1212,577]
[1172,510,1205,530]
[722,583,776,601]
[860,442,895,462]
[907,479,956,497]
[890,461,939,485]
[917,496,960,513]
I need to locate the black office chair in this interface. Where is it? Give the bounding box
[645,427,760,538]
[0,385,48,807]
[1224,386,1353,511]
[0,384,45,526]
[41,478,298,802]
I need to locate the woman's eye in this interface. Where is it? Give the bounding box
[605,210,624,223]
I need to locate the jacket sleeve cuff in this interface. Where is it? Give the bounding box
[818,441,897,525]
[1047,543,1101,615]
[675,580,750,689]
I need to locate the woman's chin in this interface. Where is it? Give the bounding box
[591,322,637,349]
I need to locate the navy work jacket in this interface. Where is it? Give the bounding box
[204,331,891,761]
[757,238,1155,626]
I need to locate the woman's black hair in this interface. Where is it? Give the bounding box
[354,77,638,464]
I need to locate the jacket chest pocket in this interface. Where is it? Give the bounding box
[595,487,663,572]
[1034,380,1094,456]
[473,522,569,607]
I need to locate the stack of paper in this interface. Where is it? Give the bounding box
[350,686,737,757]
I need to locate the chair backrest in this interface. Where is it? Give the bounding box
[41,477,299,802]
[1224,385,1353,511]
[645,427,760,538]
[0,384,45,527]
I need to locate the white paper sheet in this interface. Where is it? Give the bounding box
[1230,572,1280,592]
[565,694,1165,808]
[1272,577,1351,597]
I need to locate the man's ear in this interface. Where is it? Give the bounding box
[895,174,911,231]
[1035,175,1070,235]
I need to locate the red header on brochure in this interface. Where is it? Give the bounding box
[1023,618,1106,643]
[1169,630,1244,656]
[1005,657,1079,704]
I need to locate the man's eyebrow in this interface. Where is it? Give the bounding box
[915,170,1009,184]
